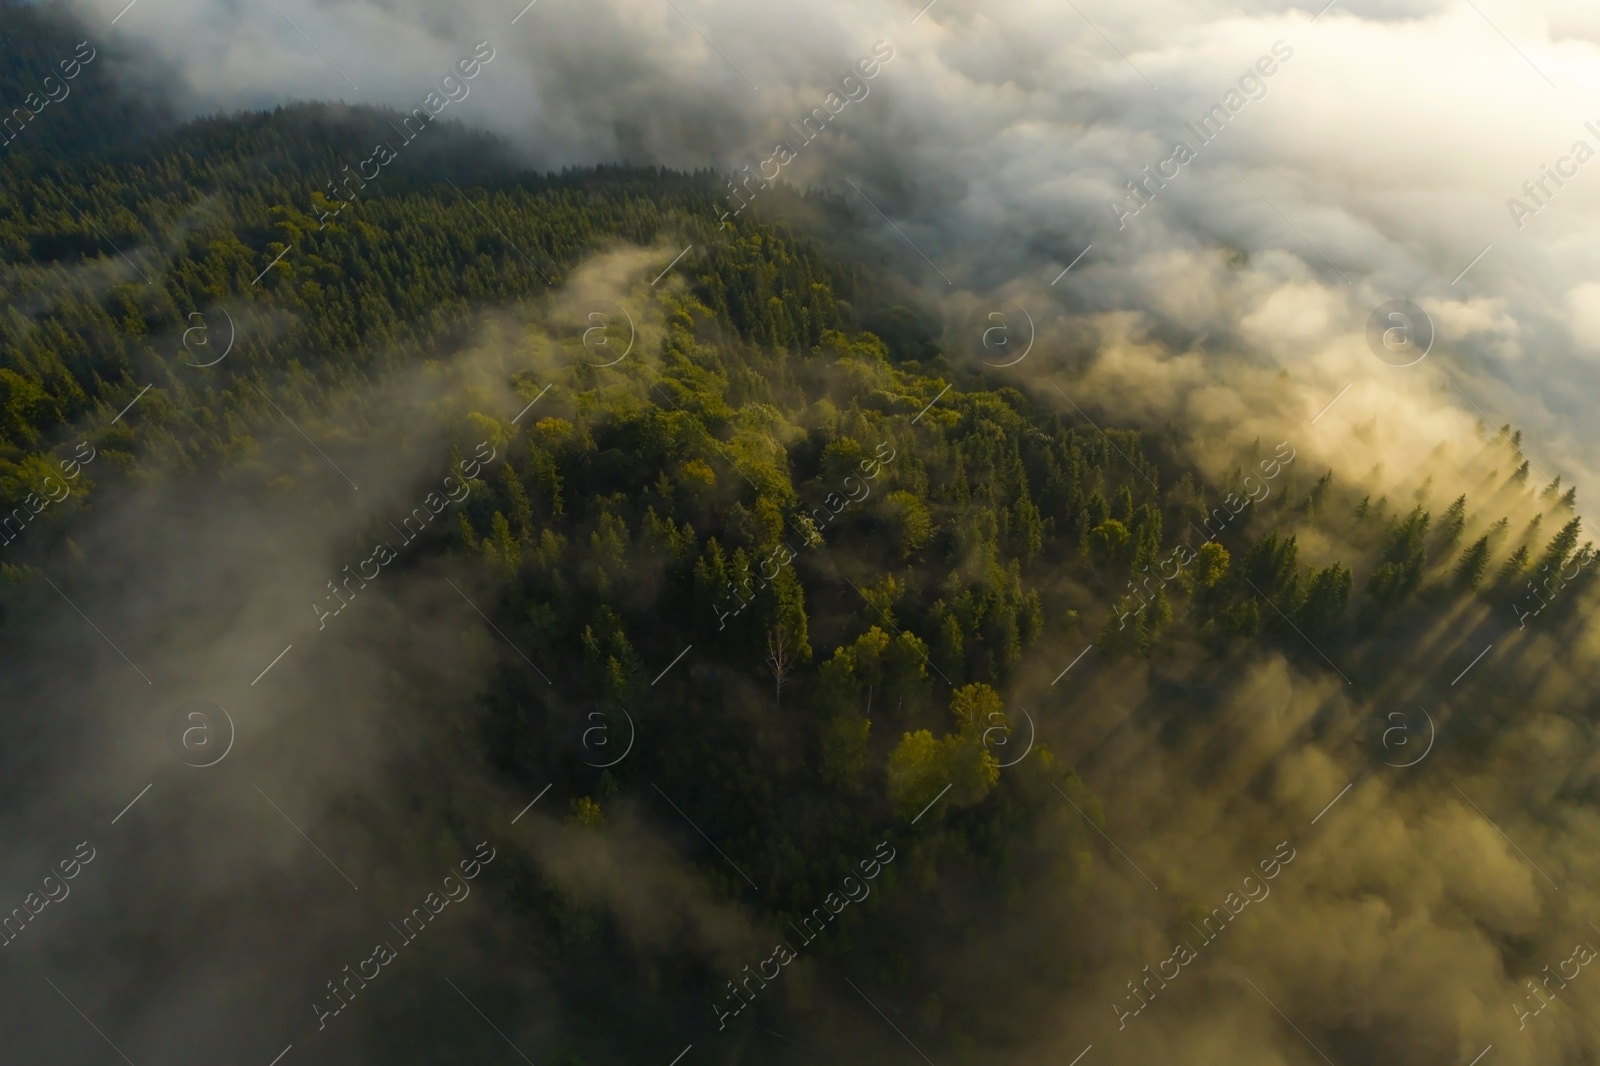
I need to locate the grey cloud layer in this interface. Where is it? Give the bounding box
[78,0,1600,492]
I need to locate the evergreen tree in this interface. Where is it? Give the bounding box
[1454,536,1490,590]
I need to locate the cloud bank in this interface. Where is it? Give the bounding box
[70,0,1600,489]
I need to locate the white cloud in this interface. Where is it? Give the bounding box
[1563,281,1600,353]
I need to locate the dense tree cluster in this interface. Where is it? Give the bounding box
[0,7,1591,1056]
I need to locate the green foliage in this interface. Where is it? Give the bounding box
[572,796,605,828]
[1193,541,1230,589]
[1455,535,1490,590]
[4,34,1593,1054]
[885,489,934,559]
[1365,506,1430,612]
[816,626,927,709]
[949,682,1003,730]
[1147,582,1173,632]
[0,72,852,523]
[1299,470,1333,517]
[886,730,948,817]
[1087,518,1130,566]
[886,685,1002,820]
[1435,494,1466,553]
[1243,530,1302,610]
[935,557,1038,683]
[1295,564,1352,635]
[820,710,872,793]
[1095,596,1147,655]
[1537,517,1583,576]
[1222,595,1260,637]
[1498,544,1529,584]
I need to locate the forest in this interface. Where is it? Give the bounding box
[0,4,1594,1063]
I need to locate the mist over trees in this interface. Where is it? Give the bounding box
[3,6,1600,1065]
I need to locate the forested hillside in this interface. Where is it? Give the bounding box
[1,5,1594,1062]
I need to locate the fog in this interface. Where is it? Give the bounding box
[4,0,1600,1063]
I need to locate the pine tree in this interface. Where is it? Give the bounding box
[1300,470,1333,517]
[1436,494,1466,552]
[1536,517,1582,575]
[1454,536,1490,590]
[1296,564,1352,634]
[500,463,535,543]
[1497,544,1529,583]
[1113,485,1135,525]
[1366,507,1429,612]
